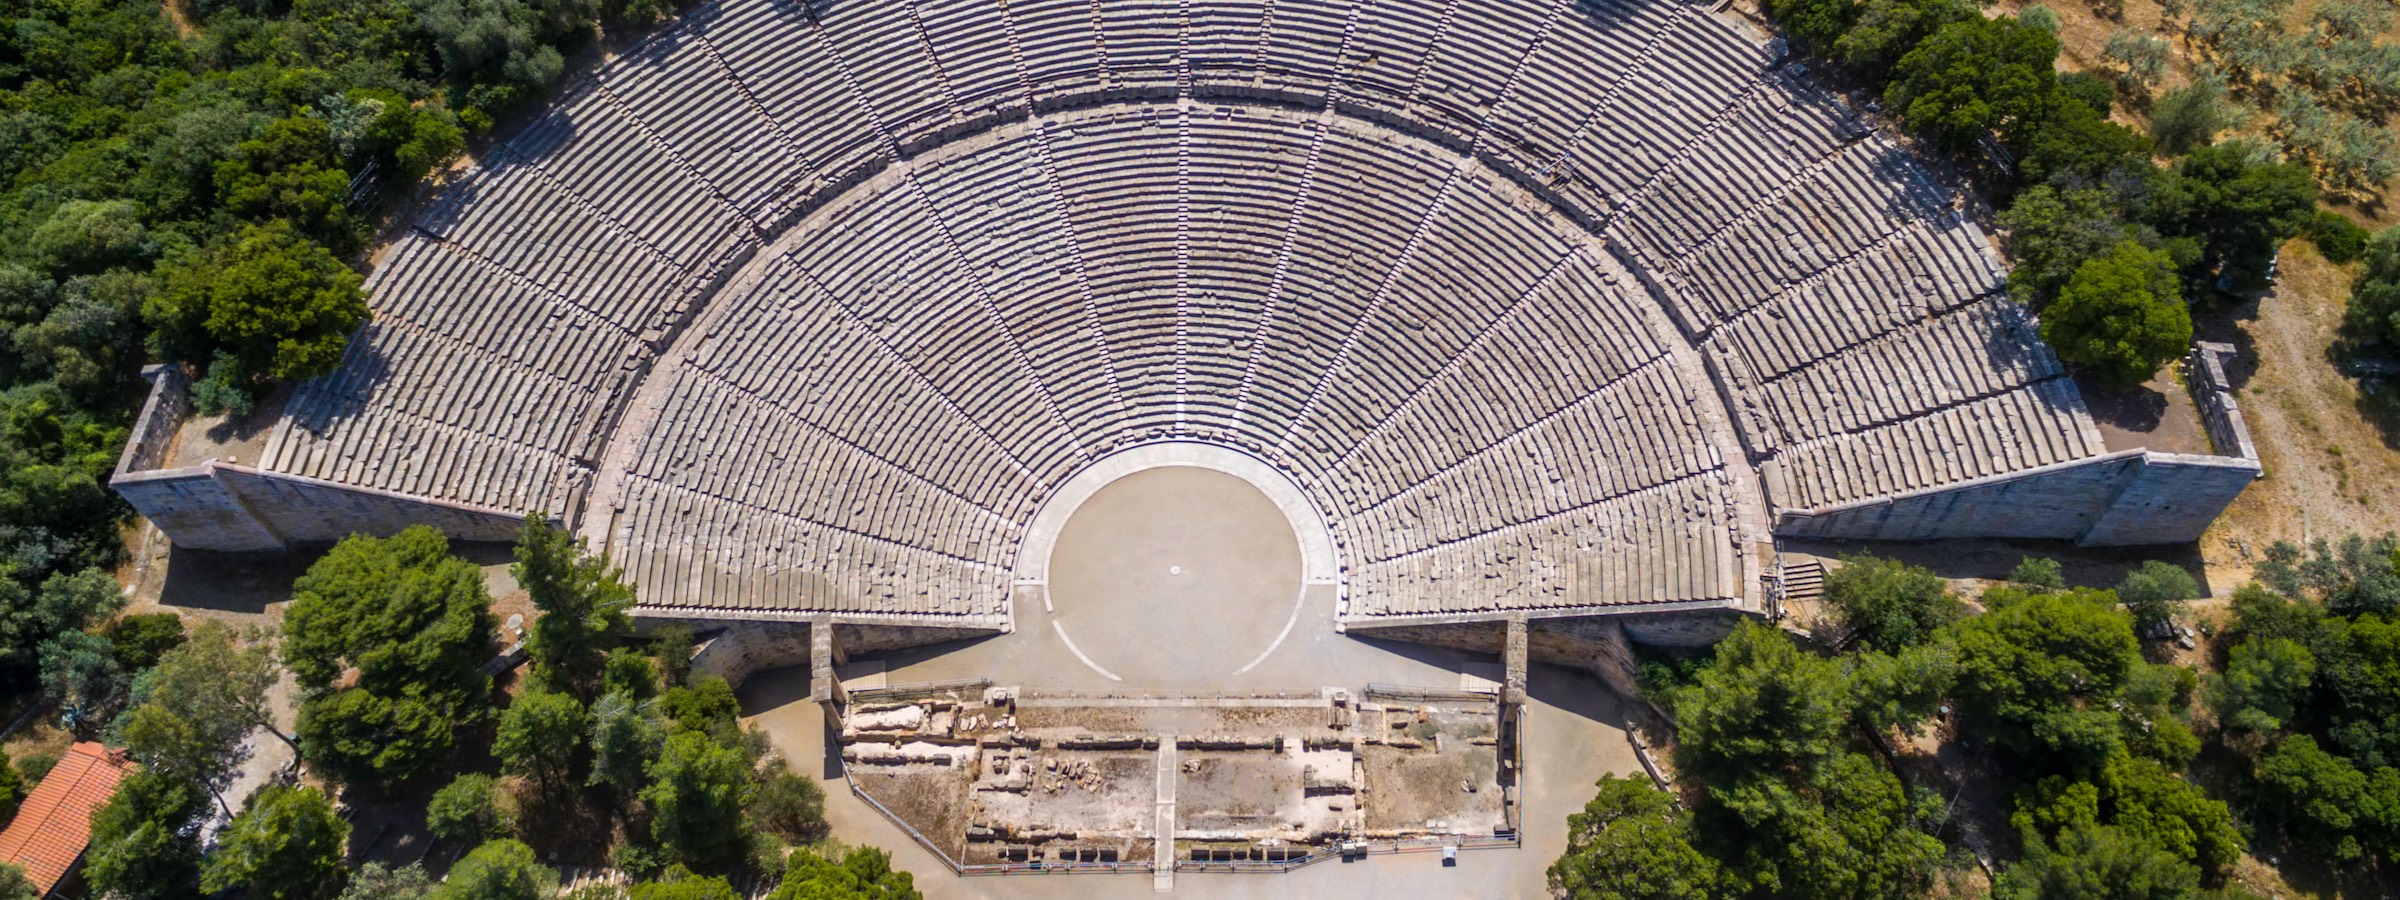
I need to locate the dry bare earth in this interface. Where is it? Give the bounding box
[2201,241,2400,587]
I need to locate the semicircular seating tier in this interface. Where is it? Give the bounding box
[257,0,2104,627]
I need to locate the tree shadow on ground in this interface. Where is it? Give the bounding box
[1778,538,2216,598]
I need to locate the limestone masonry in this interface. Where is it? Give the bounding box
[115,0,2260,648]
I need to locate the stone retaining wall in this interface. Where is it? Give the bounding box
[1775,447,2257,546]
[110,369,525,552]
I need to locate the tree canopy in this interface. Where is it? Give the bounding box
[767,847,921,900]
[1886,15,2063,150]
[1547,775,1722,900]
[1818,555,1961,651]
[284,526,494,783]
[142,219,368,386]
[109,621,279,803]
[84,769,209,899]
[2039,241,2193,388]
[432,839,556,900]
[514,514,634,701]
[641,730,755,865]
[201,784,351,899]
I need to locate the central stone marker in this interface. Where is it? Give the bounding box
[1045,466,1305,685]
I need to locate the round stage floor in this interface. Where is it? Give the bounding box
[1043,466,1308,685]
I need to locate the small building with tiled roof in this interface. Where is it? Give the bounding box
[0,743,135,898]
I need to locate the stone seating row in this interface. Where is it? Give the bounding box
[1339,359,1720,561]
[626,366,1024,563]
[599,32,813,225]
[1344,472,1739,614]
[1326,249,1663,508]
[1704,216,2000,380]
[612,476,1011,615]
[502,95,760,277]
[1762,377,2104,510]
[682,261,1054,515]
[1635,146,1952,330]
[1741,299,2064,449]
[271,353,578,513]
[414,164,702,333]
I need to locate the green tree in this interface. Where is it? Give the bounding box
[283,527,493,699]
[29,199,151,275]
[1546,774,1722,900]
[428,773,515,844]
[2309,209,2371,263]
[142,220,369,383]
[1886,15,2064,150]
[604,647,660,700]
[496,687,586,787]
[652,623,695,687]
[202,784,350,899]
[768,847,920,900]
[103,611,186,671]
[752,756,828,844]
[1707,750,1944,898]
[642,731,755,865]
[190,350,257,417]
[2102,754,2242,874]
[2253,733,2400,861]
[2118,561,2200,633]
[2013,556,2068,589]
[213,117,360,254]
[284,527,493,783]
[1846,640,1960,737]
[0,754,19,823]
[514,514,634,701]
[0,384,129,582]
[2041,240,2192,388]
[2000,187,2129,308]
[2349,226,2400,346]
[658,675,740,740]
[2150,77,2243,155]
[84,769,208,899]
[293,686,459,785]
[1951,586,2143,770]
[2256,533,2400,617]
[0,863,34,900]
[1833,0,1975,75]
[38,628,122,732]
[2103,29,2171,89]
[432,839,556,900]
[1818,555,1961,651]
[1997,822,2202,899]
[2147,141,2321,296]
[589,689,666,792]
[0,566,121,683]
[631,866,741,900]
[339,862,434,900]
[1671,622,1847,784]
[1762,0,1860,55]
[2019,96,2154,185]
[2210,636,2315,733]
[109,622,284,809]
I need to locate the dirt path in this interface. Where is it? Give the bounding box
[2198,241,2400,592]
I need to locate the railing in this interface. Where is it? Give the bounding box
[844,772,976,874]
[1361,683,1498,704]
[845,678,992,702]
[1176,834,1523,874]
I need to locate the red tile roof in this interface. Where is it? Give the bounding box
[0,743,135,896]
